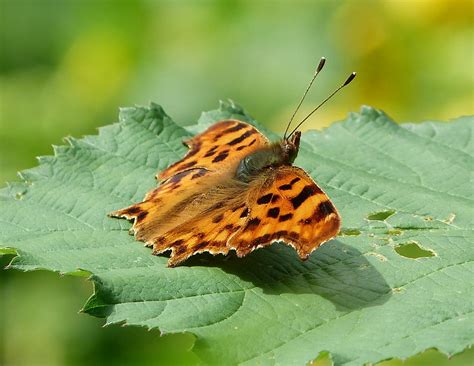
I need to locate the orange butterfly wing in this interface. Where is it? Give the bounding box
[229,166,341,259]
[110,167,213,239]
[158,120,269,180]
[110,120,269,252]
[150,184,250,266]
[141,166,340,267]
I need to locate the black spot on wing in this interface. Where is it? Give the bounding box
[291,185,321,209]
[244,217,261,231]
[175,246,187,255]
[212,152,229,162]
[223,123,247,134]
[228,129,257,146]
[247,139,257,147]
[168,170,192,183]
[279,213,293,222]
[252,234,272,246]
[240,207,249,218]
[136,211,148,222]
[193,241,209,251]
[267,207,280,218]
[279,177,301,190]
[212,214,224,223]
[204,146,218,157]
[191,170,207,179]
[257,193,273,205]
[288,231,299,240]
[236,138,257,151]
[171,239,185,247]
[125,206,141,215]
[313,200,336,222]
[180,161,197,169]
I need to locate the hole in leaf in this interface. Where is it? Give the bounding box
[444,213,456,224]
[367,209,395,221]
[308,350,332,366]
[395,241,435,259]
[339,228,361,236]
[386,229,403,236]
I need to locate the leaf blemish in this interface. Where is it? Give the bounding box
[366,252,388,262]
[339,228,361,236]
[387,229,403,236]
[444,213,456,224]
[367,209,396,221]
[395,241,436,259]
[392,287,404,294]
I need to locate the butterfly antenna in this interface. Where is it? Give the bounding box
[283,57,326,139]
[287,71,356,138]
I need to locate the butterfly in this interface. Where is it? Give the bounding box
[111,58,356,267]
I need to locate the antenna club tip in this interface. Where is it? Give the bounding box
[343,72,357,86]
[315,57,326,73]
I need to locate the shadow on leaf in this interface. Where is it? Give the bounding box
[185,239,391,311]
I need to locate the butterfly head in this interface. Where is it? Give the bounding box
[281,131,301,164]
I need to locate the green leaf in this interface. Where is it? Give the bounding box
[1,102,472,365]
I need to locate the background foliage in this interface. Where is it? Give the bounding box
[0,1,473,365]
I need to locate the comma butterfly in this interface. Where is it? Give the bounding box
[111,58,356,267]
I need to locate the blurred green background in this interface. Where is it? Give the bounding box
[0,1,472,365]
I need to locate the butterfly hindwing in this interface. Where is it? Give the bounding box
[229,166,341,259]
[151,187,250,267]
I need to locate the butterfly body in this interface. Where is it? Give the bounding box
[235,132,300,182]
[111,120,340,267]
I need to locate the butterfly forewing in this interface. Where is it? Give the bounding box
[110,167,214,239]
[158,120,269,181]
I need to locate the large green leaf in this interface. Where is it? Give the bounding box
[1,102,472,365]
